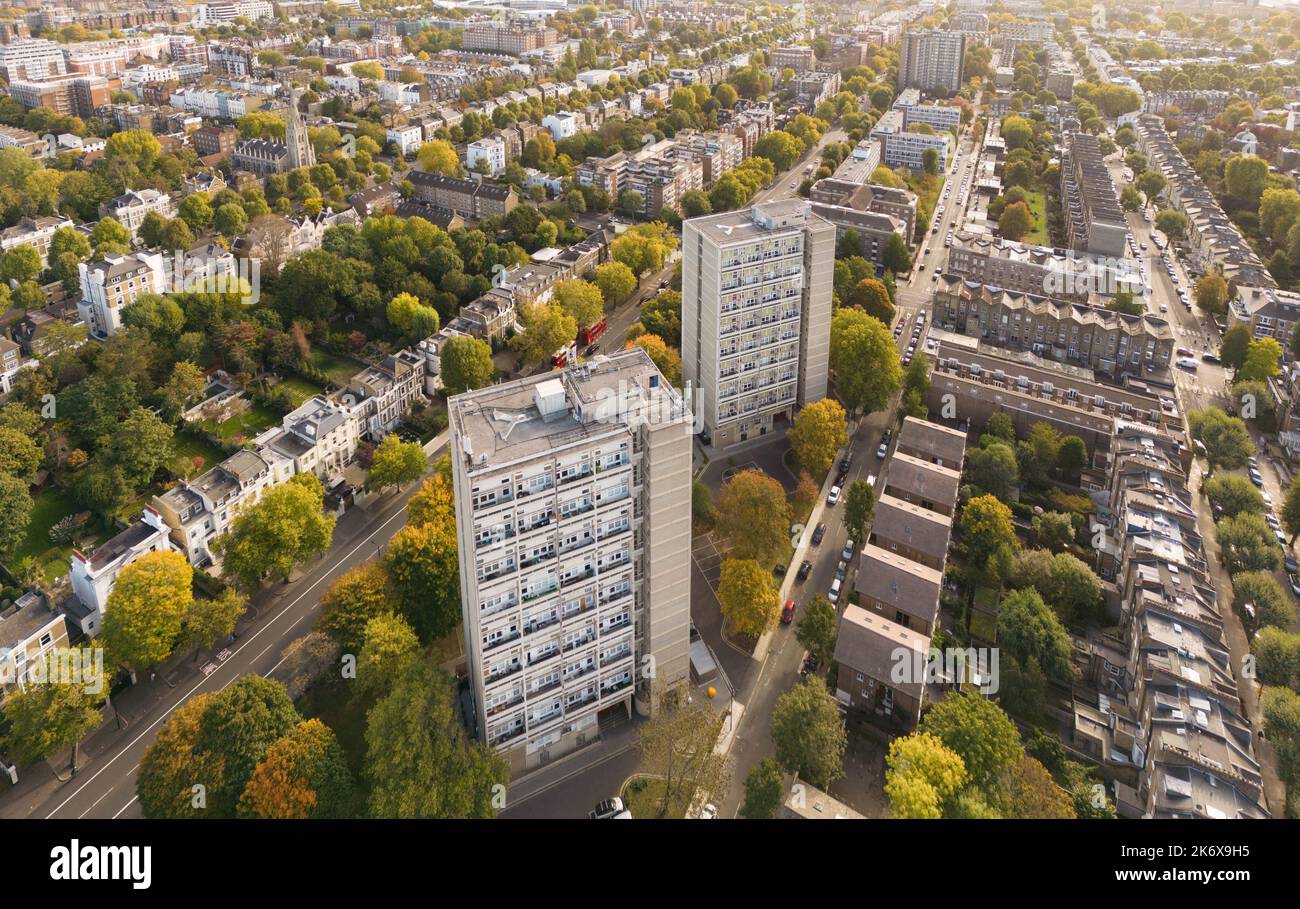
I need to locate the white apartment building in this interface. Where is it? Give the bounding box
[871,109,952,171]
[67,506,174,637]
[0,39,67,82]
[77,251,168,338]
[99,189,177,239]
[387,124,423,156]
[467,135,508,175]
[542,111,580,141]
[682,199,835,449]
[448,348,693,774]
[897,28,967,95]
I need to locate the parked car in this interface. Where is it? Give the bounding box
[1287,554,1299,575]
[838,451,853,475]
[811,523,826,545]
[797,559,812,581]
[828,578,841,604]
[1290,573,1300,597]
[590,798,626,820]
[780,600,796,624]
[1201,353,1220,364]
[841,541,855,562]
[876,441,888,459]
[826,485,841,506]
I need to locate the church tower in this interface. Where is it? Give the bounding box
[285,85,315,171]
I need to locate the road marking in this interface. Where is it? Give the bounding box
[43,486,423,819]
[111,795,138,819]
[79,786,115,818]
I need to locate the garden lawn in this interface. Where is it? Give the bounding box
[1023,189,1048,246]
[311,350,368,387]
[277,375,327,406]
[6,488,108,585]
[198,402,280,443]
[172,432,227,471]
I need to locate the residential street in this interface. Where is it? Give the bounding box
[1,434,449,820]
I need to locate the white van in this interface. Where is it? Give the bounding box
[828,578,842,604]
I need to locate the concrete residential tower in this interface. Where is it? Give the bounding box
[448,348,693,774]
[681,198,835,449]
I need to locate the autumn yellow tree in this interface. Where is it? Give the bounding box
[101,550,194,675]
[316,561,395,653]
[416,139,461,176]
[788,398,847,478]
[884,732,968,819]
[237,719,355,819]
[718,558,779,637]
[714,469,791,565]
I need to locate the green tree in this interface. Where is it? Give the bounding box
[214,473,336,593]
[0,647,103,774]
[365,660,509,818]
[997,587,1074,679]
[965,440,1019,500]
[384,518,460,641]
[316,561,394,654]
[1232,570,1296,629]
[920,693,1022,793]
[959,495,1017,586]
[1206,474,1266,519]
[1240,338,1282,382]
[771,678,847,789]
[593,260,636,305]
[1224,154,1269,204]
[512,302,577,365]
[356,613,420,699]
[830,307,901,415]
[843,479,877,544]
[740,757,785,819]
[998,200,1033,241]
[795,595,838,665]
[439,334,494,395]
[365,435,427,493]
[1155,209,1188,240]
[882,232,912,274]
[1215,513,1282,574]
[1187,408,1253,476]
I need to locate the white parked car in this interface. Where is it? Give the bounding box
[826,485,841,506]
